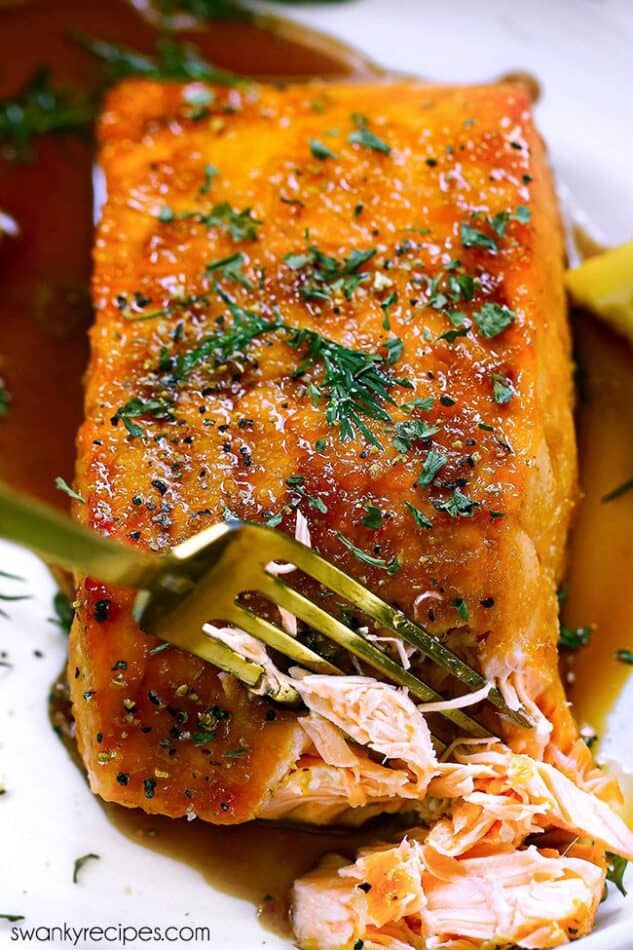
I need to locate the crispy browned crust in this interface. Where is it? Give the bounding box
[69,78,577,823]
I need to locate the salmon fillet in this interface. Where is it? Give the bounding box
[69,77,632,942]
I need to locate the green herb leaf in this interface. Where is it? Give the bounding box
[393,419,441,454]
[288,326,410,449]
[198,162,219,194]
[78,35,242,86]
[361,505,383,529]
[602,476,633,503]
[336,532,393,570]
[491,373,515,404]
[193,730,217,745]
[559,623,593,650]
[404,501,432,529]
[606,853,628,897]
[451,597,469,621]
[432,487,480,517]
[0,379,10,417]
[348,115,391,155]
[72,853,100,884]
[473,302,516,339]
[309,138,337,161]
[112,396,174,438]
[50,591,75,635]
[160,202,261,241]
[285,238,375,301]
[384,336,403,365]
[401,396,434,412]
[417,448,447,487]
[617,649,633,665]
[205,251,253,288]
[0,914,25,922]
[54,476,85,504]
[0,67,93,161]
[460,222,497,253]
[156,0,252,23]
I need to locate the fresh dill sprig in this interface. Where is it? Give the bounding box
[286,326,411,448]
[76,36,243,87]
[159,202,261,242]
[0,67,93,161]
[170,288,282,380]
[164,289,411,447]
[111,396,175,438]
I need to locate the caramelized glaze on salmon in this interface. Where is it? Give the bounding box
[69,77,631,944]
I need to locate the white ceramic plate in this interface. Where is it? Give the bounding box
[1,1,631,947]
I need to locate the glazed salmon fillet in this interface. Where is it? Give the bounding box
[69,77,632,946]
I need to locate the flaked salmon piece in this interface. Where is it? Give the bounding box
[292,841,605,950]
[290,673,437,786]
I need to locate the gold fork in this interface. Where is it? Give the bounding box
[0,481,531,737]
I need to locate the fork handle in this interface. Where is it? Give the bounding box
[0,480,158,587]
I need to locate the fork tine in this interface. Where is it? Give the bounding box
[256,573,491,739]
[197,631,302,704]
[260,529,532,729]
[225,601,341,676]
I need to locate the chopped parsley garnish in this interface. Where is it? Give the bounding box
[473,302,516,338]
[417,448,447,487]
[616,649,633,665]
[392,419,441,454]
[602,476,633,503]
[361,505,383,529]
[348,113,391,155]
[336,532,399,573]
[77,35,242,86]
[559,623,593,650]
[488,205,531,236]
[0,379,10,417]
[309,138,337,161]
[404,501,432,529]
[159,202,261,241]
[606,853,628,897]
[0,914,25,922]
[284,237,375,301]
[432,487,480,518]
[384,336,403,365]
[380,291,398,329]
[286,475,328,514]
[205,251,253,288]
[54,476,85,504]
[72,853,100,884]
[460,222,498,253]
[0,67,92,161]
[451,597,469,621]
[491,373,515,404]
[112,396,174,438]
[193,730,217,745]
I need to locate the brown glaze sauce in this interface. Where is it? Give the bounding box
[2,0,630,933]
